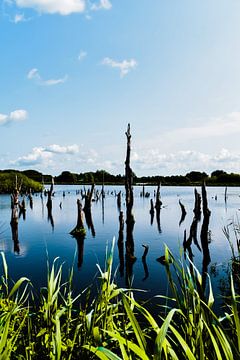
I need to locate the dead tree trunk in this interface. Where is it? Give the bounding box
[70,199,86,237]
[125,124,136,282]
[84,184,94,211]
[83,184,95,237]
[46,180,54,212]
[200,182,211,293]
[155,182,162,211]
[125,124,134,226]
[193,188,201,221]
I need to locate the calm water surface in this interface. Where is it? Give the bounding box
[0,185,239,306]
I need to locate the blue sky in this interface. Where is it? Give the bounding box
[1,0,240,176]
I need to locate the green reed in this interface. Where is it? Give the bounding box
[0,238,240,359]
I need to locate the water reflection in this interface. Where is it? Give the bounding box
[117,211,124,277]
[142,245,149,281]
[10,209,20,254]
[1,184,238,308]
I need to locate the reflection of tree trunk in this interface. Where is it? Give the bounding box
[150,199,154,225]
[19,198,26,221]
[85,209,95,237]
[201,183,211,294]
[118,211,124,277]
[156,207,162,233]
[142,245,149,281]
[29,189,33,209]
[117,191,121,211]
[76,237,85,268]
[47,207,54,230]
[101,196,105,225]
[179,200,186,226]
[46,180,54,211]
[125,124,136,286]
[10,208,20,254]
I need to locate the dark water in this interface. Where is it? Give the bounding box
[0,185,239,307]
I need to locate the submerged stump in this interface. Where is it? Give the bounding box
[70,199,86,237]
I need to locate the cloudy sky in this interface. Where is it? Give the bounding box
[1,0,240,176]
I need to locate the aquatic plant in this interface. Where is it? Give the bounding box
[0,240,240,359]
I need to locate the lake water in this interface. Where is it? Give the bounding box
[0,185,239,307]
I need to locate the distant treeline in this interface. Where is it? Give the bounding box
[1,169,240,187]
[0,170,43,193]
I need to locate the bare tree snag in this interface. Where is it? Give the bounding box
[193,188,201,221]
[155,182,162,211]
[224,186,227,203]
[46,179,54,212]
[125,124,134,225]
[125,124,136,283]
[84,184,94,212]
[70,199,86,237]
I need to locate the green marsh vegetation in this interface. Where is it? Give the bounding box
[0,172,43,194]
[1,236,240,360]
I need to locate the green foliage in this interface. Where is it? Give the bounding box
[0,172,43,193]
[0,241,240,359]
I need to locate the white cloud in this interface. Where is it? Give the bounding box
[44,144,79,154]
[91,0,112,11]
[14,13,25,22]
[0,109,28,126]
[0,114,8,124]
[12,147,52,166]
[102,57,137,77]
[78,50,87,61]
[27,68,68,86]
[14,0,86,15]
[164,112,240,143]
[12,144,79,167]
[132,148,240,175]
[10,109,28,121]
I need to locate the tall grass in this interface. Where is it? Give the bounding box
[0,239,240,359]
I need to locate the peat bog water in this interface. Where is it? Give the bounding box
[0,185,239,307]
